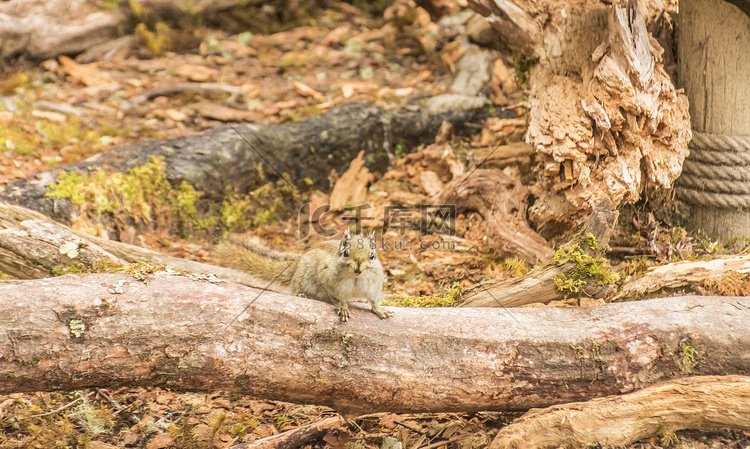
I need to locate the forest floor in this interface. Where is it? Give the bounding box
[0,0,749,448]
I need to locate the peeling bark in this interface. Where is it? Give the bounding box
[0,273,749,414]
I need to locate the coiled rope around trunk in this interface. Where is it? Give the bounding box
[676,131,750,208]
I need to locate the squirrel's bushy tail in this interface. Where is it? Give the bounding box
[216,238,299,285]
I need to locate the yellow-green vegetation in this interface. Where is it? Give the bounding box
[677,341,698,372]
[0,72,30,95]
[551,235,620,297]
[46,157,302,239]
[218,180,303,234]
[0,114,123,161]
[47,156,201,237]
[68,319,85,338]
[383,282,462,307]
[136,22,174,56]
[502,257,530,277]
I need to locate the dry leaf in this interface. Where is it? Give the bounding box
[175,64,220,82]
[293,81,325,101]
[59,55,112,87]
[329,150,374,211]
[340,80,379,98]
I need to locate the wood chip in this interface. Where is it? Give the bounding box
[293,81,325,101]
[175,64,220,82]
[59,55,113,87]
[31,110,66,123]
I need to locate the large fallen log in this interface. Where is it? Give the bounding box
[1,97,501,229]
[0,273,748,414]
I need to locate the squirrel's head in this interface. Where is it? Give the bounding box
[339,230,379,275]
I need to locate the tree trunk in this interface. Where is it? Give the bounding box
[1,98,501,226]
[1,273,749,414]
[490,375,750,449]
[675,0,750,241]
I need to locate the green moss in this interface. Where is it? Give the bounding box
[502,257,530,277]
[551,240,619,297]
[383,282,462,307]
[219,180,302,234]
[677,342,697,372]
[46,156,203,238]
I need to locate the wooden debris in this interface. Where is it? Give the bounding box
[460,198,617,307]
[490,375,750,449]
[437,168,554,265]
[230,415,346,449]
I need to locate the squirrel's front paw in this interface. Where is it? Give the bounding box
[373,306,392,319]
[336,305,350,322]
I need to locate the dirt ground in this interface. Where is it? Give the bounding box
[0,0,749,448]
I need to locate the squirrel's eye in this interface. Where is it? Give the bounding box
[343,249,349,257]
[369,253,375,260]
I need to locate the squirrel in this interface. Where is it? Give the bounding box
[216,229,392,322]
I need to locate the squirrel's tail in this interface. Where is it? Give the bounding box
[215,237,299,285]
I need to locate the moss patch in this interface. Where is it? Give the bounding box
[383,282,462,307]
[550,235,620,297]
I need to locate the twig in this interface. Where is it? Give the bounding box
[27,396,84,419]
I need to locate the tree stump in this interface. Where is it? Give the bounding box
[676,0,750,240]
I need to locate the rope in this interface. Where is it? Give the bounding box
[676,131,750,207]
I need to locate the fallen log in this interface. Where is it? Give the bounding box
[615,254,750,301]
[1,96,503,228]
[0,201,278,290]
[490,375,750,449]
[0,273,748,414]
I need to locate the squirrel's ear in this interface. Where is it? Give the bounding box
[367,230,375,239]
[344,228,352,238]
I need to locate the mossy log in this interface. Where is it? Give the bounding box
[0,272,749,414]
[1,98,502,227]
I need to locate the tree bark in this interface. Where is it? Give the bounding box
[1,97,502,226]
[1,273,749,414]
[490,375,750,449]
